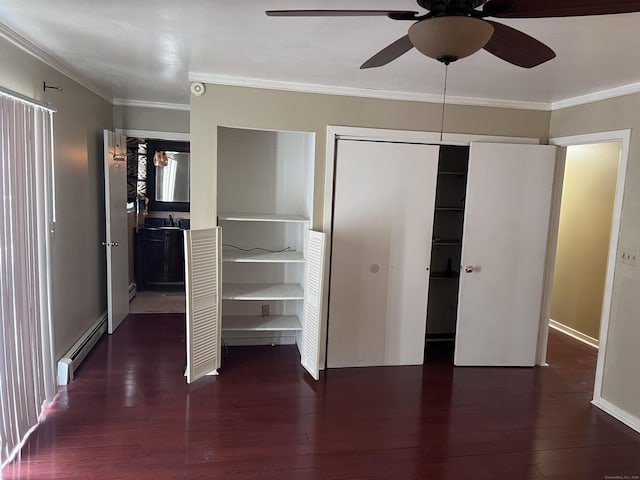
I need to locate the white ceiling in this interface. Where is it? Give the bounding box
[1,0,640,108]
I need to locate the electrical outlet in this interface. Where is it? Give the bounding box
[261,304,270,317]
[620,248,639,266]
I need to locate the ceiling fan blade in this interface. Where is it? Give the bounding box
[484,0,640,18]
[483,21,556,68]
[266,10,419,19]
[360,35,414,69]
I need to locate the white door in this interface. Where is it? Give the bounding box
[184,227,221,383]
[328,140,440,368]
[103,130,129,334]
[300,230,326,380]
[455,142,557,366]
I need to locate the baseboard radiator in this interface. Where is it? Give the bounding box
[57,312,107,385]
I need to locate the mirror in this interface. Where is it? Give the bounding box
[146,140,190,212]
[155,151,190,203]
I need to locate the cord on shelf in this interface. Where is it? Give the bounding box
[223,243,292,253]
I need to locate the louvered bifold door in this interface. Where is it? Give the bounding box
[301,230,327,380]
[184,227,222,384]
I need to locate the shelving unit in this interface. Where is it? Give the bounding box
[222,283,304,300]
[217,126,316,348]
[426,145,470,347]
[221,249,305,263]
[222,315,302,332]
[218,214,309,345]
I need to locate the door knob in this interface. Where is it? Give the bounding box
[464,265,474,273]
[102,241,119,247]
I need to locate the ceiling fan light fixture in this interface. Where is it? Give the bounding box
[408,16,495,64]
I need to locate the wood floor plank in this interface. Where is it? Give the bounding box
[3,313,640,480]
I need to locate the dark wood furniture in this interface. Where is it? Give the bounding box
[134,227,184,289]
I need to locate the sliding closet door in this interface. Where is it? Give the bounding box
[455,143,557,367]
[328,140,439,368]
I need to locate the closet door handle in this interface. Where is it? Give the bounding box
[464,265,474,273]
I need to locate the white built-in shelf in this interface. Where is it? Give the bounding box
[218,213,310,223]
[222,283,304,300]
[222,315,302,332]
[222,249,305,263]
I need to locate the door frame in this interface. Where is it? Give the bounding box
[115,129,190,142]
[542,130,631,404]
[321,126,540,368]
[115,129,190,297]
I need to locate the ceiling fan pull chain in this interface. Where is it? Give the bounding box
[440,63,449,142]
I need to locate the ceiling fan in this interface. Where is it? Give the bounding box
[266,0,640,68]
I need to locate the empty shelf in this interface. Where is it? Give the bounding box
[218,213,310,223]
[222,249,305,263]
[222,283,304,300]
[432,239,463,246]
[435,207,464,212]
[222,315,302,331]
[430,272,460,279]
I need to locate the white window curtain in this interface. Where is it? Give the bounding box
[0,89,56,469]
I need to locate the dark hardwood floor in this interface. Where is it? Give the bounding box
[4,314,640,479]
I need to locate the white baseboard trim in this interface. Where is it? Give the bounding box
[57,312,107,385]
[592,397,640,434]
[549,319,599,349]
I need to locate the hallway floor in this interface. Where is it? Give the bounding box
[129,291,185,314]
[3,315,640,479]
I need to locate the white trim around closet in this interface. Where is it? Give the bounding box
[320,126,540,369]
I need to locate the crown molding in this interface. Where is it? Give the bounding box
[0,21,113,103]
[112,98,190,111]
[5,16,639,114]
[189,72,552,111]
[551,81,640,111]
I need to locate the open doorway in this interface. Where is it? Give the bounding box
[540,130,631,413]
[547,142,621,351]
[119,131,191,314]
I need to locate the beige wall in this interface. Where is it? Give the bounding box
[551,143,620,340]
[0,37,114,360]
[113,105,189,134]
[551,94,640,422]
[190,84,551,230]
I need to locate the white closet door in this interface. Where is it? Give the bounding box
[301,230,326,380]
[184,227,222,383]
[103,130,129,334]
[328,140,440,368]
[455,143,557,367]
